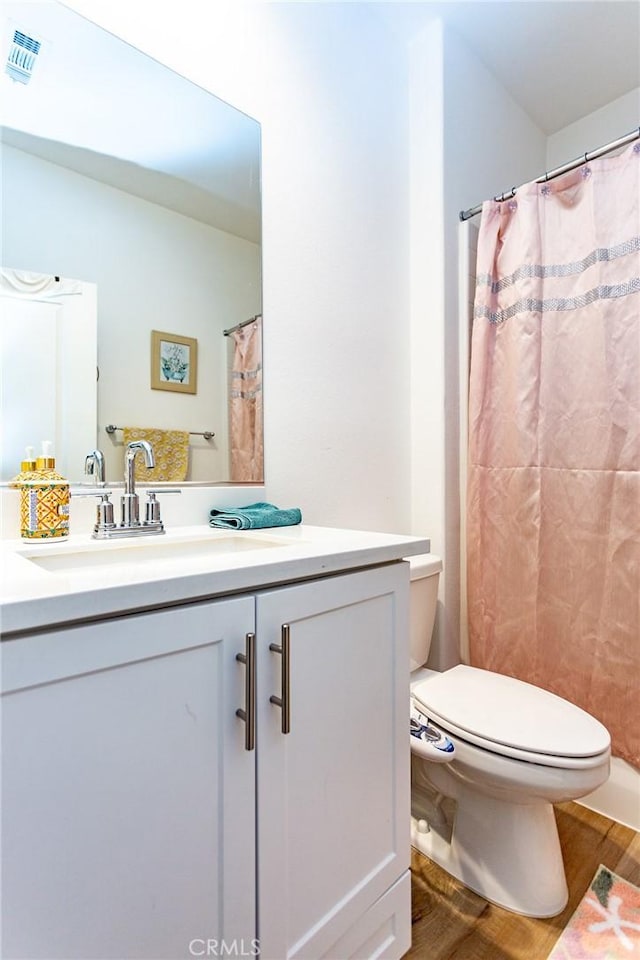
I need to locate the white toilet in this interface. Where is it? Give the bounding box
[408,555,611,918]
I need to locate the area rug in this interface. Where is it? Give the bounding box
[547,864,640,958]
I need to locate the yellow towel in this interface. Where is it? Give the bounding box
[122,427,189,482]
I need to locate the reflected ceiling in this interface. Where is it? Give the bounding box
[1,0,260,241]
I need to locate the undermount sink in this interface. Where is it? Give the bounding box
[18,534,287,574]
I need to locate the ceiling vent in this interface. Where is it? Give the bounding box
[6,29,41,85]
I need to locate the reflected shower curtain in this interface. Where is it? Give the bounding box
[467,144,640,767]
[229,316,263,482]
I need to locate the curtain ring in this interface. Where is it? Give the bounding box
[584,152,589,164]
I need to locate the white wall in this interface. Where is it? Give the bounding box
[409,18,445,572]
[547,87,640,168]
[61,0,413,533]
[2,144,260,482]
[409,19,547,670]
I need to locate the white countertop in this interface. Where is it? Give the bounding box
[1,524,430,636]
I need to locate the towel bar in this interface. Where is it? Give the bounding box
[105,424,215,441]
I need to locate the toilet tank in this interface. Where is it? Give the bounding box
[409,554,443,671]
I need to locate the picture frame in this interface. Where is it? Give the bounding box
[151,330,198,394]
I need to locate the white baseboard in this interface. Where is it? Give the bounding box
[578,756,640,831]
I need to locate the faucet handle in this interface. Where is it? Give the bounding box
[94,491,115,531]
[77,490,116,534]
[143,489,181,525]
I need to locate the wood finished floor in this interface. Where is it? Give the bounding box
[406,801,640,960]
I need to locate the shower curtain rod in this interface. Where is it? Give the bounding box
[459,126,640,222]
[223,313,262,337]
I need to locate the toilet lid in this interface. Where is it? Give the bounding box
[412,665,610,760]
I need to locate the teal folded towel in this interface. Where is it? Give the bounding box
[209,501,302,530]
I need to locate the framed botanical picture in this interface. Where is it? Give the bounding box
[151,330,198,394]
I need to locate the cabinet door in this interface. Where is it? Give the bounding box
[256,563,410,960]
[1,596,256,960]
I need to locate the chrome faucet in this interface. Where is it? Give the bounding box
[122,440,155,526]
[84,449,106,485]
[80,440,180,539]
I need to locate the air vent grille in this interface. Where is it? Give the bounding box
[6,29,42,85]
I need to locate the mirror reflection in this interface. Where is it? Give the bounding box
[1,0,262,484]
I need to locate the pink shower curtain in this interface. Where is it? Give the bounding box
[230,316,263,482]
[467,143,640,767]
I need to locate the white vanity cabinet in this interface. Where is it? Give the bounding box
[1,562,410,960]
[256,564,410,960]
[1,595,257,960]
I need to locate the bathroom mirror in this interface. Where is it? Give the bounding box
[0,0,262,484]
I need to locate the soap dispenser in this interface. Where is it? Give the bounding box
[16,441,70,541]
[11,446,37,482]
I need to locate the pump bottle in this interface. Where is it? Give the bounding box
[13,441,70,541]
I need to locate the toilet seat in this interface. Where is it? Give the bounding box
[412,665,611,770]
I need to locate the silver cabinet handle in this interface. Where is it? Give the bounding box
[236,632,256,751]
[269,623,291,734]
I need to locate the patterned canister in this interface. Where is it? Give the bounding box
[19,476,70,540]
[13,455,70,541]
